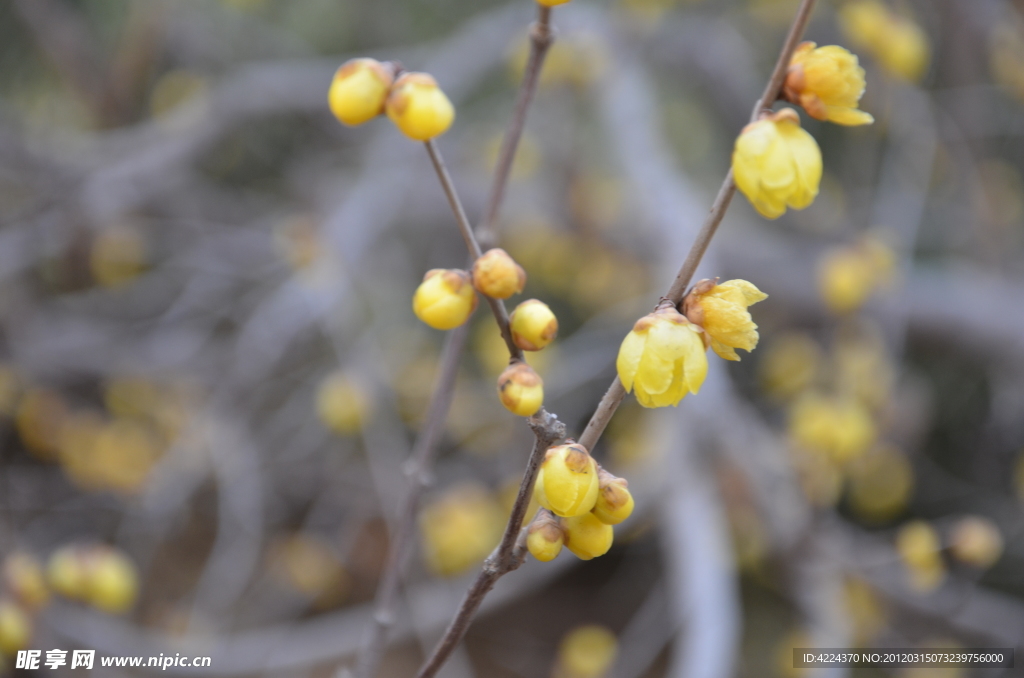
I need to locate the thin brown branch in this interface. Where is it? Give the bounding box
[477,5,554,250]
[580,0,817,451]
[351,324,470,678]
[425,139,525,362]
[414,411,565,678]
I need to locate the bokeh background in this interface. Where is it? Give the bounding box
[1,0,1023,676]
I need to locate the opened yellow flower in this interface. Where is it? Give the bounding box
[616,304,707,408]
[386,72,455,141]
[534,443,600,517]
[732,108,822,220]
[683,279,767,361]
[328,58,394,126]
[784,42,873,126]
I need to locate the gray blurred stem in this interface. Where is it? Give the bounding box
[578,0,817,453]
[414,412,566,678]
[352,324,469,678]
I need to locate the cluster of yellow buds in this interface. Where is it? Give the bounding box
[788,391,876,464]
[840,0,930,82]
[526,442,635,562]
[818,233,896,313]
[328,58,454,141]
[411,246,560,419]
[0,553,51,658]
[616,279,766,408]
[47,544,139,614]
[732,41,874,219]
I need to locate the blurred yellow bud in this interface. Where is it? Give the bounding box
[554,625,618,678]
[91,226,147,288]
[526,510,565,562]
[86,547,139,614]
[386,72,455,141]
[840,1,930,82]
[419,483,505,576]
[16,389,67,460]
[328,58,394,126]
[47,546,90,601]
[591,469,634,525]
[784,42,874,125]
[990,24,1024,103]
[92,419,163,495]
[789,392,876,463]
[818,248,876,313]
[844,577,885,645]
[534,443,600,518]
[834,328,895,411]
[509,299,558,351]
[561,512,614,560]
[617,304,707,408]
[272,534,350,602]
[471,248,526,299]
[316,372,371,435]
[896,520,945,592]
[759,332,822,400]
[846,445,913,523]
[732,108,822,220]
[792,448,844,508]
[683,278,768,361]
[3,554,49,611]
[496,362,544,417]
[538,0,571,5]
[0,600,31,656]
[413,269,478,330]
[948,516,1003,570]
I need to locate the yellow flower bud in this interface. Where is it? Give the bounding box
[949,516,1003,570]
[0,599,31,656]
[496,362,544,417]
[413,269,478,330]
[385,72,455,141]
[616,305,707,408]
[471,248,526,299]
[732,108,822,220]
[328,58,394,126]
[683,278,767,361]
[47,546,90,601]
[3,554,49,611]
[534,443,600,518]
[509,299,558,351]
[86,547,139,614]
[316,371,371,435]
[561,512,614,560]
[537,0,571,6]
[91,226,147,288]
[554,625,618,678]
[783,42,874,126]
[526,511,565,562]
[591,469,634,525]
